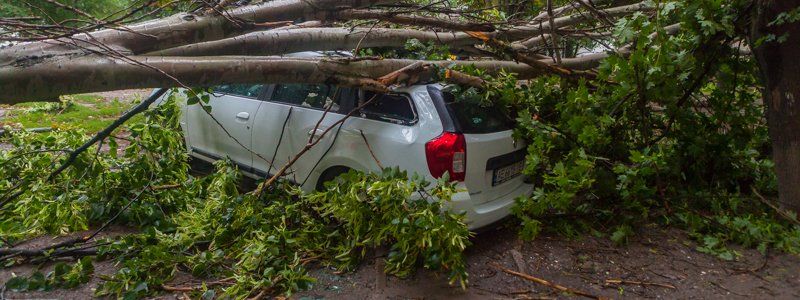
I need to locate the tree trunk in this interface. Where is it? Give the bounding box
[0,57,559,103]
[751,0,800,213]
[151,28,483,57]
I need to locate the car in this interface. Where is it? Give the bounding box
[162,53,533,229]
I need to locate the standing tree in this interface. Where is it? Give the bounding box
[751,0,800,213]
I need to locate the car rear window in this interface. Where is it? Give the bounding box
[442,90,513,134]
[271,84,355,113]
[359,92,417,125]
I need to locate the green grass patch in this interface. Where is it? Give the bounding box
[1,94,138,133]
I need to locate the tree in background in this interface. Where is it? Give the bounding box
[751,0,800,214]
[0,0,129,23]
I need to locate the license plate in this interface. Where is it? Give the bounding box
[492,161,524,186]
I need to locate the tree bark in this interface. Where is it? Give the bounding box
[151,28,483,57]
[751,0,800,212]
[328,9,496,32]
[0,56,566,103]
[0,0,397,65]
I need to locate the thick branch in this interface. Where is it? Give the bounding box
[329,9,496,32]
[503,2,654,41]
[531,0,613,22]
[0,0,398,65]
[151,27,483,57]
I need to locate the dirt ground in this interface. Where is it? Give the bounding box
[2,221,799,300]
[296,221,800,300]
[91,89,152,102]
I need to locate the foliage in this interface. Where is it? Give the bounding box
[0,0,129,23]
[1,91,470,298]
[449,0,800,257]
[0,92,187,244]
[1,94,138,133]
[307,169,471,287]
[404,39,453,60]
[94,165,470,299]
[5,258,94,292]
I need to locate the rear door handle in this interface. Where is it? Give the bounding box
[308,127,329,137]
[236,112,250,120]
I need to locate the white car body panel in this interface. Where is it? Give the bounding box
[186,94,260,169]
[251,101,293,177]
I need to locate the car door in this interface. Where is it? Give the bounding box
[250,85,294,178]
[185,84,265,170]
[343,91,423,174]
[268,83,354,185]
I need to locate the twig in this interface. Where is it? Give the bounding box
[546,0,562,64]
[253,93,380,196]
[248,289,267,300]
[0,248,97,258]
[161,277,235,292]
[752,187,800,226]
[353,20,381,55]
[604,279,676,289]
[490,263,606,299]
[359,130,383,169]
[266,107,293,172]
[708,281,750,297]
[151,184,182,191]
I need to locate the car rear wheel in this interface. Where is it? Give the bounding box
[316,166,351,191]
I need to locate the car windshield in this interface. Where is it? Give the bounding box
[441,89,513,134]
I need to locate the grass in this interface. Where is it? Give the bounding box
[0,94,138,133]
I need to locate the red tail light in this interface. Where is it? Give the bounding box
[425,132,466,181]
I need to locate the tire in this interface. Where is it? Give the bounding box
[188,156,215,176]
[316,166,351,191]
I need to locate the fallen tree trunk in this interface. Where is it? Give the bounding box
[323,9,496,32]
[151,27,483,57]
[0,55,612,104]
[0,0,398,65]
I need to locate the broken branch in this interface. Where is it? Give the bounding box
[604,279,676,289]
[490,263,606,300]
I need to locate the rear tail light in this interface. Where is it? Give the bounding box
[425,132,466,181]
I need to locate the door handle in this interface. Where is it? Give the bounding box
[235,112,250,120]
[308,127,328,137]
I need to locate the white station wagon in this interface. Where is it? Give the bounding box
[161,54,533,229]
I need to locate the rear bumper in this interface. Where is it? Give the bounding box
[448,182,533,230]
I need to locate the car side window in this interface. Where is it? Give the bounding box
[212,84,265,98]
[272,84,352,113]
[359,92,417,125]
